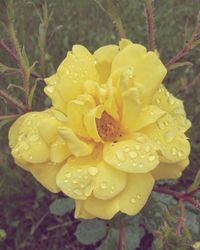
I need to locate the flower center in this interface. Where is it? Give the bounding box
[96,112,121,141]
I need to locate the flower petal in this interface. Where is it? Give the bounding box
[103,137,159,173]
[142,113,191,163]
[58,127,94,157]
[94,44,119,83]
[118,173,154,215]
[50,137,71,163]
[75,200,95,219]
[151,159,189,180]
[93,161,127,200]
[67,94,95,139]
[56,157,98,200]
[131,105,165,131]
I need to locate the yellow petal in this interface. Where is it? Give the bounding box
[56,45,99,104]
[131,105,165,131]
[84,105,104,142]
[103,137,159,173]
[151,159,189,180]
[58,127,94,157]
[153,84,191,132]
[84,195,119,220]
[56,157,98,200]
[121,87,141,129]
[142,113,191,163]
[93,161,127,200]
[94,44,119,83]
[29,162,62,193]
[118,173,154,215]
[50,137,71,163]
[119,39,133,50]
[75,200,95,219]
[67,94,95,138]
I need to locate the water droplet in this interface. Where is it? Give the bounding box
[88,167,98,176]
[65,172,71,178]
[129,151,137,159]
[178,151,183,157]
[164,131,175,143]
[171,147,177,156]
[116,150,125,161]
[74,189,82,196]
[135,144,140,150]
[29,134,39,142]
[124,147,130,152]
[149,155,156,161]
[140,155,145,159]
[156,97,161,104]
[157,120,166,130]
[27,120,32,126]
[130,198,136,204]
[138,163,143,168]
[145,145,151,153]
[46,86,54,93]
[64,179,68,183]
[72,179,78,184]
[136,194,142,200]
[101,182,107,189]
[168,96,175,105]
[23,143,29,150]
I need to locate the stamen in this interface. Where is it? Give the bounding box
[96,112,121,141]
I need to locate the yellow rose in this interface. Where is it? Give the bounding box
[9,39,191,219]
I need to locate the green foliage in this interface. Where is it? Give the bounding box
[49,197,75,216]
[75,219,107,245]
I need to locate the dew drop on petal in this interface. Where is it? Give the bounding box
[171,147,177,156]
[144,145,151,153]
[129,151,137,159]
[116,150,126,161]
[65,172,71,178]
[29,134,39,142]
[130,198,136,204]
[148,155,156,161]
[88,167,98,176]
[101,182,107,189]
[136,194,142,200]
[164,131,175,143]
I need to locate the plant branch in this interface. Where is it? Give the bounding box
[166,11,200,68]
[0,114,20,121]
[117,220,125,250]
[176,200,185,235]
[144,0,155,51]
[0,89,29,113]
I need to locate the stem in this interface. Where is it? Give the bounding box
[114,17,126,39]
[117,219,125,250]
[176,200,185,235]
[0,114,20,121]
[144,0,155,51]
[0,89,28,113]
[6,1,30,105]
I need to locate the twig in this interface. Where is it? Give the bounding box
[144,0,155,51]
[0,89,29,113]
[0,114,20,121]
[166,11,200,68]
[176,200,185,235]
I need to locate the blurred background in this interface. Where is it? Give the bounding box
[0,0,200,249]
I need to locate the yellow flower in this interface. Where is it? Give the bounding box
[9,39,191,220]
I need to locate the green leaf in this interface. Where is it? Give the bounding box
[168,61,193,71]
[28,80,39,108]
[75,219,107,245]
[97,228,118,250]
[21,46,30,69]
[188,169,200,192]
[49,198,75,216]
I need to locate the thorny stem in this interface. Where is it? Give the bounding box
[6,1,30,106]
[0,89,29,113]
[166,10,200,68]
[144,0,155,51]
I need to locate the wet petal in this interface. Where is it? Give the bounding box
[75,200,95,219]
[93,161,127,200]
[103,137,159,173]
[118,173,154,215]
[50,137,71,163]
[142,113,191,163]
[56,157,98,200]
[131,105,165,131]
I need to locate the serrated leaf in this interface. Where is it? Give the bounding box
[168,61,193,71]
[49,198,75,216]
[188,169,200,192]
[75,219,107,245]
